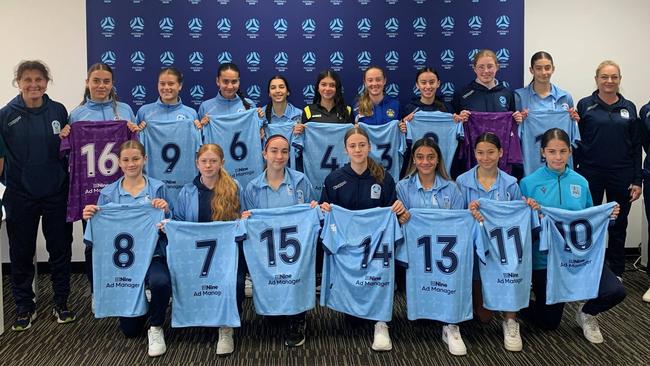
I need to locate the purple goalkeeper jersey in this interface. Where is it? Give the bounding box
[462,112,522,173]
[60,120,135,222]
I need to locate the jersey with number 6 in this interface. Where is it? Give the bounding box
[540,202,616,304]
[165,220,245,328]
[403,208,477,324]
[243,204,322,315]
[320,205,405,322]
[83,203,164,318]
[61,120,134,222]
[477,199,539,311]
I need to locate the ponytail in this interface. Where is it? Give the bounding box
[357,89,373,117]
[367,157,385,184]
[236,89,251,110]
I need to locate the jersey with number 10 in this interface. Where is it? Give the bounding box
[61,120,134,222]
[406,111,463,174]
[243,204,322,315]
[320,206,405,322]
[540,202,616,304]
[83,203,164,318]
[403,208,477,324]
[361,120,406,181]
[165,220,245,328]
[477,199,539,311]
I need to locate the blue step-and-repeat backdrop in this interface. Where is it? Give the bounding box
[87,0,523,112]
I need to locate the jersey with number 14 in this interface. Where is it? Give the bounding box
[243,204,322,315]
[61,120,134,222]
[165,220,245,328]
[83,203,164,318]
[320,206,405,322]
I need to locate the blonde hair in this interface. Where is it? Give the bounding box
[357,66,385,117]
[595,60,621,77]
[344,126,385,183]
[473,49,499,68]
[197,144,241,221]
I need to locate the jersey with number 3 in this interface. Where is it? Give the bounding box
[83,203,164,318]
[165,220,245,328]
[361,120,405,181]
[320,206,405,322]
[477,199,539,311]
[540,202,616,304]
[61,120,134,222]
[243,204,322,315]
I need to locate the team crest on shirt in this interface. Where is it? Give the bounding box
[561,103,570,111]
[296,189,304,203]
[51,120,61,134]
[177,114,186,120]
[540,186,547,194]
[620,109,630,119]
[386,108,395,118]
[499,96,507,108]
[443,196,451,209]
[570,184,581,198]
[370,183,382,199]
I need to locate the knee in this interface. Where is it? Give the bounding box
[606,282,627,305]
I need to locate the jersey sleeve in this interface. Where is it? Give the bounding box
[514,90,523,111]
[156,184,173,219]
[320,211,343,254]
[393,218,407,267]
[395,180,409,209]
[83,216,94,247]
[449,183,465,209]
[242,183,257,211]
[235,180,246,212]
[508,182,523,201]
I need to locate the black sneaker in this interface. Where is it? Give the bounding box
[53,305,77,324]
[12,312,36,331]
[284,317,306,347]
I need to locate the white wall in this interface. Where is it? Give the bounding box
[0,0,647,263]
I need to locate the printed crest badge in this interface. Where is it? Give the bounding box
[386,108,395,118]
[296,189,304,203]
[620,109,630,119]
[370,183,382,199]
[570,184,581,198]
[499,96,507,108]
[443,196,451,209]
[540,186,547,194]
[561,103,570,111]
[177,114,185,120]
[51,120,61,134]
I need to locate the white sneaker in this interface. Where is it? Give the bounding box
[441,324,467,356]
[502,319,523,352]
[575,306,604,344]
[147,326,167,357]
[217,327,235,355]
[371,321,392,351]
[244,276,253,298]
[643,287,650,303]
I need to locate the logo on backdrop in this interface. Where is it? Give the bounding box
[302,18,316,39]
[160,51,175,66]
[440,16,454,36]
[385,83,399,97]
[329,18,344,38]
[159,17,174,38]
[246,51,261,71]
[412,50,427,68]
[329,51,344,71]
[273,18,288,39]
[385,50,399,71]
[357,17,372,39]
[245,18,260,38]
[302,51,316,72]
[189,51,204,72]
[385,17,399,37]
[216,18,231,38]
[467,48,480,66]
[496,15,510,35]
[496,48,510,67]
[440,49,454,69]
[302,85,315,104]
[130,16,144,37]
[440,82,455,102]
[130,51,145,71]
[501,80,510,89]
[100,16,115,37]
[412,85,421,97]
[247,85,261,102]
[274,51,289,71]
[188,17,203,38]
[217,51,232,64]
[357,51,372,69]
[101,51,116,66]
[468,15,482,35]
[412,16,427,37]
[190,85,205,105]
[131,85,146,106]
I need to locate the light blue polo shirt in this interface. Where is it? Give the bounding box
[396,173,463,209]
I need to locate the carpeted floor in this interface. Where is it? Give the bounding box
[1,263,649,366]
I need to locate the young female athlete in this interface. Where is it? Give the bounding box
[520,128,624,344]
[320,126,406,351]
[135,67,199,124]
[82,140,171,357]
[354,66,399,125]
[173,143,245,356]
[400,67,456,132]
[296,69,353,134]
[261,75,302,125]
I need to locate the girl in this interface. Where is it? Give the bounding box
[395,137,465,356]
[456,132,525,352]
[575,60,641,280]
[355,66,400,125]
[296,69,352,134]
[196,63,255,128]
[520,128,624,344]
[173,144,245,356]
[0,60,75,331]
[261,75,302,124]
[241,135,317,347]
[320,126,406,351]
[400,67,455,133]
[82,140,171,357]
[135,67,199,124]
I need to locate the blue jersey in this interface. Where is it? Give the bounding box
[354,96,400,126]
[165,220,245,328]
[243,205,322,315]
[476,199,539,311]
[292,122,350,197]
[406,111,463,174]
[262,102,302,124]
[198,92,255,117]
[69,98,135,123]
[140,118,202,209]
[539,202,616,305]
[83,203,164,318]
[456,166,522,207]
[203,109,264,189]
[403,208,477,324]
[514,83,574,112]
[135,98,198,123]
[518,110,580,176]
[320,206,405,322]
[243,168,316,209]
[361,120,406,180]
[396,173,464,209]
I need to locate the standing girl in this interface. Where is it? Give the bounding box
[296,69,352,134]
[135,67,198,124]
[400,67,455,132]
[355,66,399,125]
[196,63,255,128]
[261,75,302,124]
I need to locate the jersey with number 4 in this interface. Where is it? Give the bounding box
[403,208,477,324]
[83,203,164,318]
[61,120,134,222]
[320,205,405,322]
[477,199,539,311]
[165,220,245,328]
[361,120,406,181]
[540,202,616,304]
[243,204,322,315]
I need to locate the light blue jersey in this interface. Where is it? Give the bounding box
[514,83,574,112]
[320,205,405,322]
[136,98,198,123]
[83,203,164,318]
[140,118,202,209]
[518,110,580,176]
[539,202,616,305]
[397,173,464,209]
[360,120,406,180]
[406,111,463,173]
[292,122,350,197]
[165,220,245,328]
[69,98,136,123]
[262,102,302,124]
[243,168,316,209]
[456,166,522,208]
[403,208,477,324]
[243,205,322,315]
[198,92,255,117]
[203,109,265,189]
[476,199,539,311]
